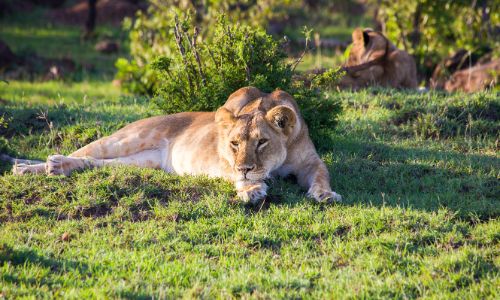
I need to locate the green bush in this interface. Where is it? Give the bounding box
[150,15,292,113]
[115,0,301,95]
[118,13,342,133]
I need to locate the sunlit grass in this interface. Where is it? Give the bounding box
[0,13,127,78]
[0,7,499,299]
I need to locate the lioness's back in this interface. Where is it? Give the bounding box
[71,112,215,158]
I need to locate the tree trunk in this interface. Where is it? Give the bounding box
[84,0,97,40]
[410,3,421,53]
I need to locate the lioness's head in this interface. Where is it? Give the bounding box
[215,100,297,182]
[347,28,393,66]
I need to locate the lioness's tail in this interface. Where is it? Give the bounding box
[0,154,44,165]
[1,154,46,175]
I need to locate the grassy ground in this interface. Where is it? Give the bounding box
[0,9,127,80]
[1,9,499,300]
[1,81,498,298]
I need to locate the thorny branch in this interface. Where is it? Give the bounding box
[188,26,206,85]
[173,15,195,93]
[291,35,311,72]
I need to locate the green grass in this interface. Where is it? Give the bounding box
[290,51,346,72]
[1,81,498,298]
[0,10,128,79]
[0,9,499,299]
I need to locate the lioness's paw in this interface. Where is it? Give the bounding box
[237,185,267,205]
[308,188,342,203]
[12,163,29,175]
[13,163,45,175]
[46,155,67,176]
[13,164,32,175]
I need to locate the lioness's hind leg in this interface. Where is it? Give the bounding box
[2,154,45,175]
[13,163,46,175]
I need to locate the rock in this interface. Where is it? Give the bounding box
[95,40,120,54]
[444,59,500,93]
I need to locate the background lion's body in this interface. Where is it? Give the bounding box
[340,29,418,89]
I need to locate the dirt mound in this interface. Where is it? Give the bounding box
[32,0,66,8]
[95,39,119,54]
[49,0,142,26]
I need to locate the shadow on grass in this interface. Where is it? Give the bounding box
[324,136,499,219]
[117,291,154,300]
[1,134,497,221]
[0,100,149,138]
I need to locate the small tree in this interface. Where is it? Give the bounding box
[130,14,343,133]
[150,15,292,113]
[83,0,97,40]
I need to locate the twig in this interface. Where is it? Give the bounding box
[291,37,311,72]
[244,32,251,82]
[394,12,409,52]
[189,26,206,85]
[207,48,218,68]
[173,15,195,93]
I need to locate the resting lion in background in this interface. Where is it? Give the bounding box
[9,87,341,204]
[339,28,418,90]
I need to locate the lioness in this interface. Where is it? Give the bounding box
[339,28,418,90]
[444,58,500,93]
[11,87,341,204]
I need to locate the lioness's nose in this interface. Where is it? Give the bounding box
[237,164,255,174]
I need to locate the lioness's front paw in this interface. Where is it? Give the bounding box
[236,183,267,204]
[46,155,67,176]
[308,186,342,203]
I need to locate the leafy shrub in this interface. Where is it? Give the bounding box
[118,13,342,132]
[0,136,15,156]
[150,15,292,113]
[116,0,301,95]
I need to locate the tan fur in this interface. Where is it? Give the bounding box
[444,59,500,93]
[339,28,418,90]
[13,87,341,204]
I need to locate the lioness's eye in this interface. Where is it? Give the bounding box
[230,141,239,147]
[258,139,268,146]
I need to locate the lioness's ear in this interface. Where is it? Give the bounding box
[352,28,364,44]
[265,105,297,135]
[352,28,370,47]
[215,107,235,127]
